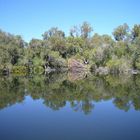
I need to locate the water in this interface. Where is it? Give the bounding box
[0,73,140,140]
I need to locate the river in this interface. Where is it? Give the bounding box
[0,73,140,140]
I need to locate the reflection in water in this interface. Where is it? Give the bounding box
[0,73,140,114]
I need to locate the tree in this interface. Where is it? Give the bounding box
[70,25,80,37]
[69,22,93,39]
[132,24,140,39]
[42,27,65,40]
[42,27,66,56]
[14,35,25,48]
[66,36,84,57]
[0,29,25,66]
[80,21,93,39]
[29,38,43,48]
[112,23,129,41]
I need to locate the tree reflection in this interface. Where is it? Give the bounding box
[0,76,25,109]
[71,100,94,115]
[0,73,140,114]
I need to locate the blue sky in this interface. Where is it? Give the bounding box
[0,0,140,42]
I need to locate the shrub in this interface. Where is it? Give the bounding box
[106,56,131,74]
[11,66,28,75]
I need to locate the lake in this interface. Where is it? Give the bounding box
[0,72,140,140]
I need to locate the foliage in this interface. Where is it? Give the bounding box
[0,29,25,67]
[106,56,131,74]
[11,66,28,76]
[112,23,130,41]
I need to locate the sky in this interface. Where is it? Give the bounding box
[0,0,140,42]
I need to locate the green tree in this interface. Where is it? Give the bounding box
[42,27,65,40]
[0,29,25,66]
[113,23,129,41]
[70,25,80,37]
[132,24,140,39]
[80,21,93,39]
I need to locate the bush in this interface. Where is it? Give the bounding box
[33,66,44,74]
[11,66,28,75]
[106,56,131,74]
[48,51,68,69]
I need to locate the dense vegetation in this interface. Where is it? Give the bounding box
[0,22,140,74]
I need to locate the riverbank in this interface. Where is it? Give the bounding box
[0,62,139,77]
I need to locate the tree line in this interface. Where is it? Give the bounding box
[0,22,140,74]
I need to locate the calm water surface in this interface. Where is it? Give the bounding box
[0,73,140,140]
